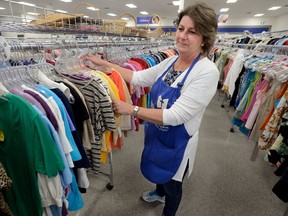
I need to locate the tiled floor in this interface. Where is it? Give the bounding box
[70,94,288,216]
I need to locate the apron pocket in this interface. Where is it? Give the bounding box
[148,139,178,171]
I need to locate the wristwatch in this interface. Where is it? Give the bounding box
[133,106,140,117]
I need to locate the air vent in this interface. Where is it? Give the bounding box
[167,3,173,5]
[104,7,110,9]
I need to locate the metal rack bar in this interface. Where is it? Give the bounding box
[253,29,288,38]
[215,42,288,50]
[0,40,175,52]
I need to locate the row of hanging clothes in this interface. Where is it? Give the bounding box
[211,39,288,206]
[217,30,288,47]
[0,37,177,216]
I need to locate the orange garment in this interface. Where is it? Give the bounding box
[105,69,132,149]
[110,132,123,149]
[259,81,288,130]
[105,70,127,102]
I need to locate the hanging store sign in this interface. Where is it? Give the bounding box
[137,15,160,25]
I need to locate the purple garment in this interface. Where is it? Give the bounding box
[11,88,47,116]
[62,202,68,216]
[23,89,59,131]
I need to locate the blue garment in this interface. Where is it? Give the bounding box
[32,105,72,188]
[146,56,157,66]
[37,85,82,162]
[141,54,201,184]
[67,168,84,211]
[50,171,84,214]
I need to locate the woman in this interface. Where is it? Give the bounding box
[82,3,219,216]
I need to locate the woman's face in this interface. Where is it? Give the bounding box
[175,15,204,56]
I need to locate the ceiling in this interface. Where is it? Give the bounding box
[1,0,288,23]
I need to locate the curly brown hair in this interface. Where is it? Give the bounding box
[175,2,218,55]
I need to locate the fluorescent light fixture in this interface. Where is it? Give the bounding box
[226,0,237,3]
[121,17,129,21]
[83,15,89,18]
[125,4,137,8]
[140,11,149,15]
[55,10,68,13]
[254,13,264,17]
[268,6,281,10]
[18,2,36,7]
[173,1,180,6]
[107,13,117,17]
[0,7,6,10]
[27,12,39,15]
[60,0,73,2]
[87,7,99,11]
[220,8,229,12]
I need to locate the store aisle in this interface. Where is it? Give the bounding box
[71,95,287,216]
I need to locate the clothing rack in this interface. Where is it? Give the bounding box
[215,43,288,131]
[214,43,288,157]
[0,1,176,208]
[0,61,118,190]
[0,36,175,192]
[215,41,288,216]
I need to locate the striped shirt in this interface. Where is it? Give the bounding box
[64,76,116,173]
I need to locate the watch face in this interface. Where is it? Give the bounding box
[134,106,139,112]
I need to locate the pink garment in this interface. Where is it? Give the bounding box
[241,79,267,122]
[245,80,269,129]
[123,62,137,72]
[128,60,144,71]
[222,58,233,85]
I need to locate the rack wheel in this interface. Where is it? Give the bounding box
[221,104,225,108]
[230,128,234,133]
[106,183,114,190]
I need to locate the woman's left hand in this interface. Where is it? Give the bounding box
[112,100,134,116]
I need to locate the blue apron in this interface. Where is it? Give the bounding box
[141,54,201,184]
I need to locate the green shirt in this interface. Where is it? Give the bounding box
[0,94,65,216]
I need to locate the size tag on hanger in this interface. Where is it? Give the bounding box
[0,36,11,61]
[0,129,4,142]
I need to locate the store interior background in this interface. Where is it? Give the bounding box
[1,0,288,38]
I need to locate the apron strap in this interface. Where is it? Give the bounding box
[177,53,201,88]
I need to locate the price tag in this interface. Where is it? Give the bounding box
[0,129,4,142]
